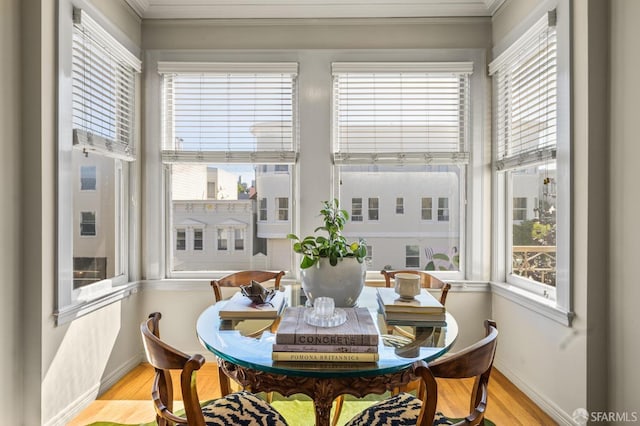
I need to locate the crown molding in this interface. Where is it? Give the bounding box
[126,0,499,20]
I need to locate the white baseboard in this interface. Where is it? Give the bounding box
[494,356,576,425]
[46,354,144,426]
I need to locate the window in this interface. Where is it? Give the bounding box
[176,229,186,250]
[160,62,297,273]
[406,245,420,268]
[351,198,363,222]
[80,211,96,236]
[333,63,470,273]
[513,197,528,221]
[80,166,96,190]
[421,198,433,220]
[234,229,245,250]
[277,197,289,221]
[259,198,268,221]
[438,197,449,221]
[56,6,140,320]
[207,182,216,199]
[490,10,560,291]
[193,229,204,250]
[365,245,373,264]
[217,229,228,251]
[368,197,379,221]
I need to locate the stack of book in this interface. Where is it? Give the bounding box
[219,290,286,320]
[272,307,380,362]
[376,287,447,327]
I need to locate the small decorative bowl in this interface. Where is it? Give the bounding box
[240,280,276,305]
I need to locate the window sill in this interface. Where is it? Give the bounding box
[490,281,574,326]
[54,281,140,326]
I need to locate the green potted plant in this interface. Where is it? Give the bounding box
[288,199,367,307]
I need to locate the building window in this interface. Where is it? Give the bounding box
[421,198,433,220]
[73,257,107,289]
[193,229,204,250]
[160,63,297,273]
[80,166,96,190]
[80,211,96,236]
[438,197,449,221]
[276,197,289,221]
[351,198,363,222]
[490,9,564,295]
[217,229,228,251]
[234,229,244,250]
[176,229,186,251]
[513,197,528,221]
[207,182,216,199]
[396,197,404,214]
[405,245,420,268]
[368,197,379,221]
[365,245,373,264]
[259,198,268,221]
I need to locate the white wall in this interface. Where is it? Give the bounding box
[1,0,24,421]
[490,0,614,422]
[609,0,640,419]
[17,0,145,424]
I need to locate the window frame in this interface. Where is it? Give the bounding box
[490,1,573,321]
[145,49,487,283]
[80,211,97,237]
[421,197,434,221]
[55,0,140,324]
[193,228,204,251]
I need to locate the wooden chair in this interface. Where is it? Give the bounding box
[140,312,288,426]
[340,360,438,426]
[211,270,285,302]
[332,270,452,426]
[380,269,451,305]
[429,319,498,426]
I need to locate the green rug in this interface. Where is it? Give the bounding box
[87,394,496,426]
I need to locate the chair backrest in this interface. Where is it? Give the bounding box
[210,270,285,302]
[380,270,451,305]
[140,312,208,426]
[428,320,498,426]
[412,360,439,426]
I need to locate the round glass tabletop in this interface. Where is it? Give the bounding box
[196,285,458,378]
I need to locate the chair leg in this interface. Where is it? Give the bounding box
[332,395,345,426]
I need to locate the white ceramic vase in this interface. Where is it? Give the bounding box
[301,257,366,307]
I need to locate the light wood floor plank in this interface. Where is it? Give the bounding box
[69,363,558,425]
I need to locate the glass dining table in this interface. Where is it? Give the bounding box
[196,285,458,426]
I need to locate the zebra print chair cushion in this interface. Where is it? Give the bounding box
[344,393,422,426]
[202,391,288,425]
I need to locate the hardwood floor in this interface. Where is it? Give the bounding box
[68,363,558,425]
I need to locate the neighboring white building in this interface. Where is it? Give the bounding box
[72,149,118,288]
[338,166,461,271]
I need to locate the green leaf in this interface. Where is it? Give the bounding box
[300,256,316,269]
[329,253,338,266]
[425,261,436,271]
[286,234,299,241]
[432,253,450,261]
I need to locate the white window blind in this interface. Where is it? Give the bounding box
[489,10,557,171]
[159,62,298,164]
[72,8,141,161]
[332,62,472,165]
